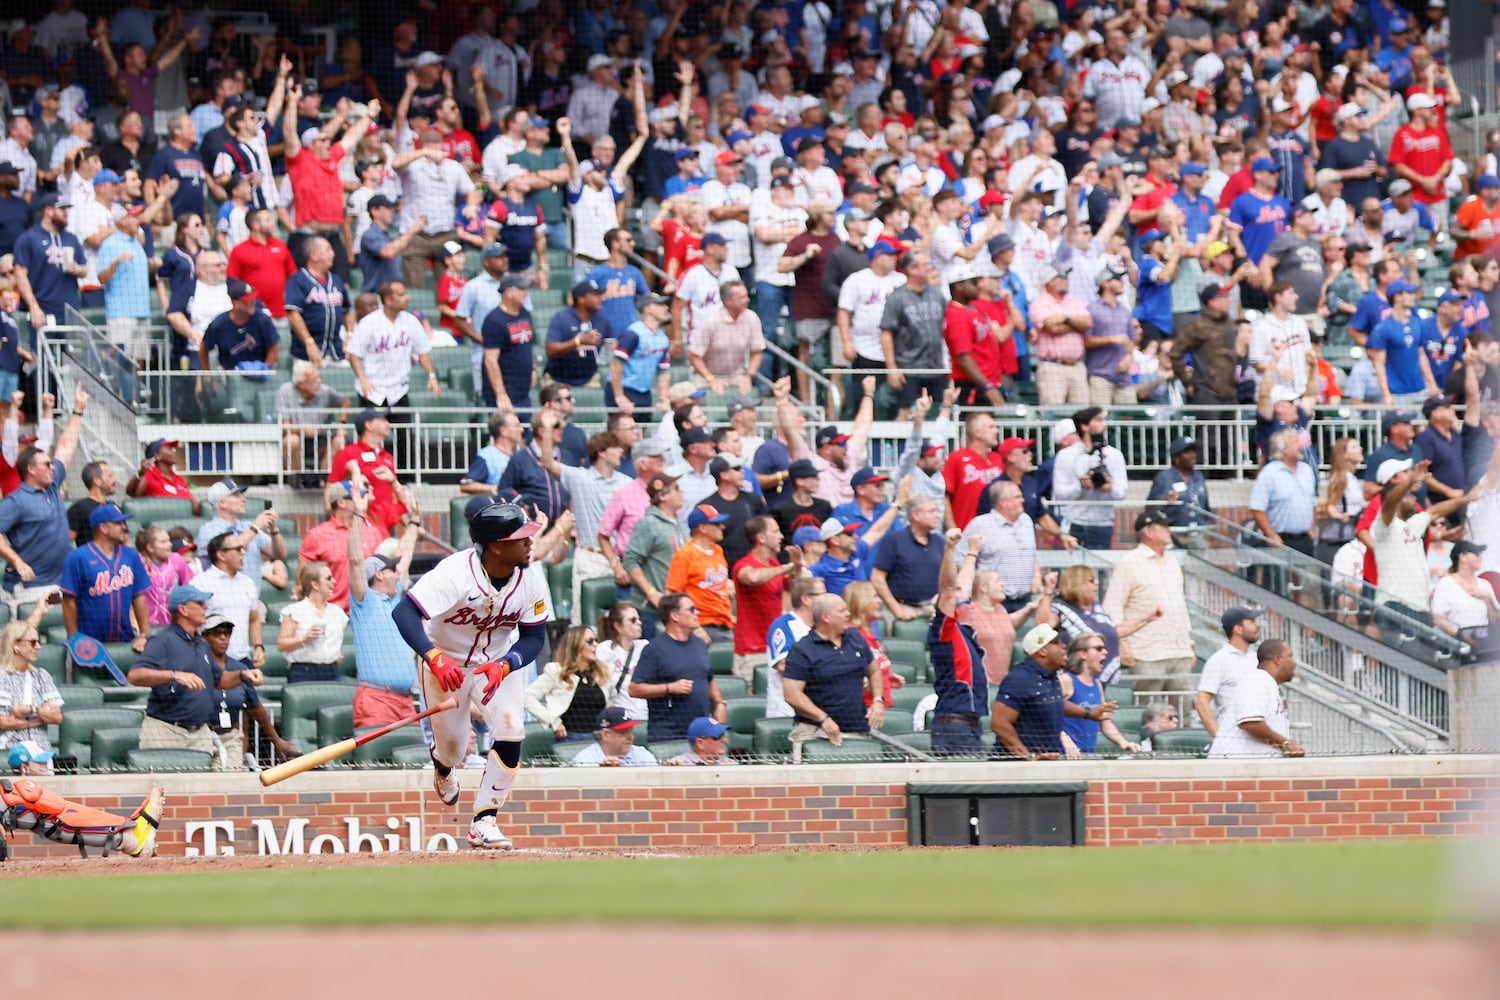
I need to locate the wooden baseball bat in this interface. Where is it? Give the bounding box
[259,697,459,786]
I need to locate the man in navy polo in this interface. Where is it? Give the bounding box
[128,582,261,763]
[544,278,611,387]
[628,591,725,744]
[782,593,885,762]
[0,394,88,597]
[928,528,990,756]
[993,624,1092,758]
[871,494,943,622]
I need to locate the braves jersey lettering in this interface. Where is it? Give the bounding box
[409,550,553,667]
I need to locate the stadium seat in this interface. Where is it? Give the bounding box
[59,707,144,769]
[1111,706,1145,741]
[351,726,426,766]
[33,643,67,683]
[546,560,573,621]
[126,748,214,772]
[894,731,934,755]
[878,709,916,735]
[801,739,887,763]
[389,743,433,767]
[101,686,148,706]
[122,497,195,523]
[551,738,593,763]
[890,683,934,715]
[715,675,749,699]
[708,644,735,676]
[280,682,355,751]
[91,725,141,771]
[1150,728,1213,756]
[722,696,762,750]
[753,664,768,695]
[889,661,919,685]
[317,703,355,746]
[56,684,105,708]
[645,739,689,762]
[752,717,794,759]
[578,576,618,630]
[881,637,926,679]
[889,618,930,641]
[450,496,475,548]
[260,647,288,680]
[1104,681,1135,706]
[520,721,557,762]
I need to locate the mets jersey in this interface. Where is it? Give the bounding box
[407,550,552,667]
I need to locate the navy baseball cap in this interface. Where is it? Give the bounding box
[816,426,850,448]
[679,426,714,447]
[787,458,819,479]
[571,278,603,298]
[850,467,888,488]
[674,147,699,163]
[1220,606,1264,635]
[144,438,179,458]
[701,232,727,247]
[89,503,131,529]
[597,706,640,731]
[481,242,509,259]
[987,233,1016,256]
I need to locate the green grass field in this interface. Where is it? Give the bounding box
[2,840,1467,931]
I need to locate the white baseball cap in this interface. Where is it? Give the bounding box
[1376,458,1414,485]
[1021,624,1062,656]
[1407,93,1438,111]
[1051,416,1079,444]
[946,261,979,284]
[1335,102,1365,123]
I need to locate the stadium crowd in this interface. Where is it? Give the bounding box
[1,0,1499,773]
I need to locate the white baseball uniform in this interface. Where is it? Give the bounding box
[408,549,552,814]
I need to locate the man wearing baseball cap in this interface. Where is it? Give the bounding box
[129,437,198,512]
[1195,607,1264,736]
[700,140,753,270]
[1414,393,1465,505]
[1322,102,1384,208]
[60,502,150,650]
[945,262,1007,408]
[13,189,86,330]
[809,498,902,596]
[1390,89,1454,227]
[571,706,657,767]
[771,458,833,540]
[831,467,895,540]
[664,716,738,765]
[1454,174,1500,259]
[543,278,608,388]
[129,582,262,761]
[1101,509,1192,699]
[991,623,1076,758]
[1367,277,1434,408]
[1226,155,1292,280]
[666,504,735,639]
[836,240,906,413]
[672,231,739,354]
[1031,265,1091,408]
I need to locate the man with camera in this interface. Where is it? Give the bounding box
[1049,407,1128,549]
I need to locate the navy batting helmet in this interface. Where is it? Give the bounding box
[468,502,543,545]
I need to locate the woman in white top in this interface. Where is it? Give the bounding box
[278,561,349,684]
[0,615,62,774]
[595,603,649,721]
[1432,542,1499,635]
[525,626,611,743]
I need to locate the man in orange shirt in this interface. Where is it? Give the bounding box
[667,503,735,642]
[1452,175,1500,259]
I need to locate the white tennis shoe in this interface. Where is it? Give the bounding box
[432,765,461,806]
[468,814,513,850]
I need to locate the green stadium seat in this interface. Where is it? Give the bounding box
[56,684,105,708]
[890,683,934,715]
[890,661,918,684]
[1150,728,1213,756]
[1110,706,1145,741]
[390,743,434,767]
[752,716,794,758]
[521,721,557,762]
[126,748,213,772]
[317,703,355,745]
[708,644,734,676]
[645,739,688,762]
[547,560,573,621]
[91,725,141,771]
[881,637,926,679]
[1104,680,1135,705]
[321,366,357,396]
[450,495,475,548]
[888,618,930,641]
[894,731,933,754]
[722,695,761,750]
[429,346,472,380]
[280,682,355,750]
[753,664,768,695]
[59,707,144,768]
[351,726,426,766]
[260,647,288,680]
[714,675,749,700]
[800,739,887,763]
[551,738,593,763]
[33,643,67,683]
[122,497,195,523]
[578,576,618,630]
[101,687,149,706]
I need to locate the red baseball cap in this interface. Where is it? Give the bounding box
[978,191,1007,209]
[998,437,1036,460]
[715,150,742,167]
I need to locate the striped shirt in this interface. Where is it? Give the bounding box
[954,510,1037,598]
[689,306,765,379]
[0,668,62,752]
[346,309,432,405]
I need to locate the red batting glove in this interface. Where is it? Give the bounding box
[424,650,465,692]
[474,659,512,704]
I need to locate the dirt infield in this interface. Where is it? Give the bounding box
[3,926,1492,1000]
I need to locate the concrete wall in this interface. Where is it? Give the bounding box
[6,756,1496,859]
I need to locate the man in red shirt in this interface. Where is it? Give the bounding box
[944,264,1006,407]
[941,410,1003,531]
[732,514,801,682]
[435,97,480,172]
[1127,146,1179,229]
[282,84,375,281]
[227,209,296,317]
[1389,92,1454,227]
[328,407,408,533]
[298,480,386,611]
[126,439,199,513]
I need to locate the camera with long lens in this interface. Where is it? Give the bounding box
[1087,442,1108,490]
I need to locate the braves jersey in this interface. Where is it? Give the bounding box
[284,268,349,361]
[60,542,149,642]
[408,550,553,667]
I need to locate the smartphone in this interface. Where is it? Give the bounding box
[46,591,62,605]
[265,500,273,510]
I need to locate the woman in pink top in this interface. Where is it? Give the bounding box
[959,567,1052,686]
[136,525,196,626]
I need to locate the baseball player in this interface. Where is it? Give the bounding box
[392,502,550,849]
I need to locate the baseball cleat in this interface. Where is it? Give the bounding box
[468,814,513,850]
[432,763,461,807]
[124,785,166,858]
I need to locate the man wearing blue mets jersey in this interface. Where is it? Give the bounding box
[392,501,550,850]
[61,503,151,651]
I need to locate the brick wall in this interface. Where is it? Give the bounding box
[6,756,1497,859]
